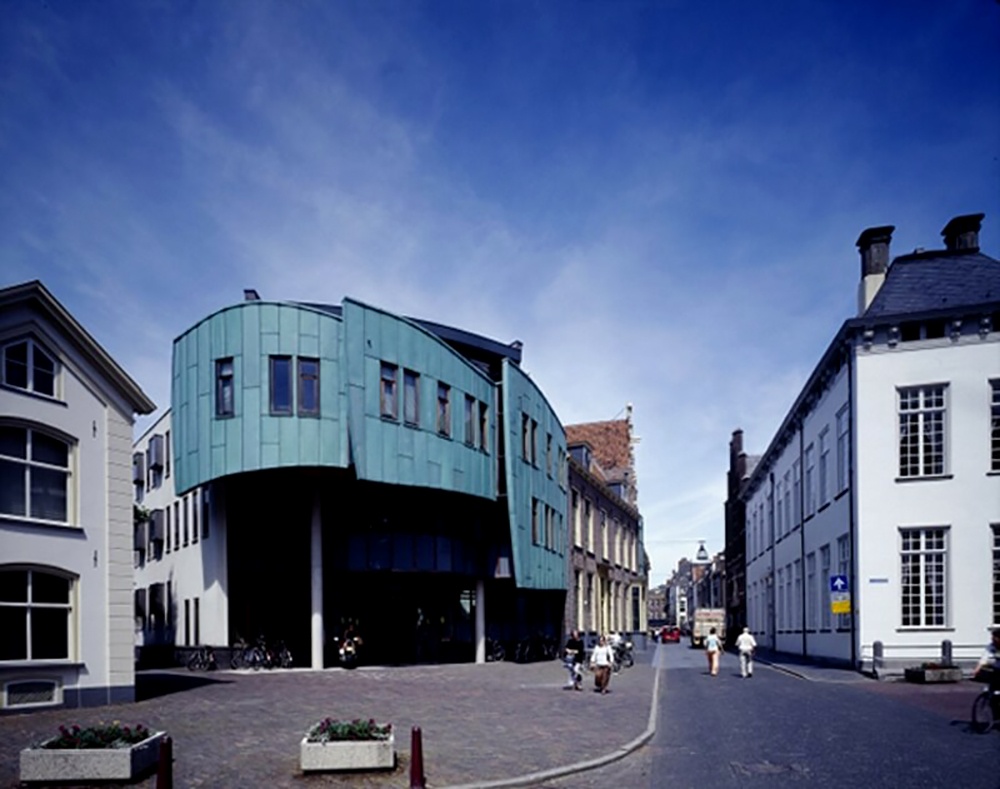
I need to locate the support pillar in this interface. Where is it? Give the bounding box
[475,580,486,664]
[310,491,324,670]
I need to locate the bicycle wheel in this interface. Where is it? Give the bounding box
[229,649,243,670]
[624,652,634,668]
[971,692,995,733]
[187,651,202,671]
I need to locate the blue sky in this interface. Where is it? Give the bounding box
[2,1,998,581]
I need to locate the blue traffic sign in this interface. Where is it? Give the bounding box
[830,574,849,593]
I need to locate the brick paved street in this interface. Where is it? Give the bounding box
[0,656,656,788]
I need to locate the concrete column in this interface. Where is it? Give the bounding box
[310,491,324,670]
[475,580,486,664]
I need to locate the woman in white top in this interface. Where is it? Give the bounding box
[590,636,615,694]
[705,627,721,677]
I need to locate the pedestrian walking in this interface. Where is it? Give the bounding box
[705,627,721,677]
[563,630,585,690]
[590,635,615,694]
[736,626,757,678]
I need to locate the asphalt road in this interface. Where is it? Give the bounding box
[545,644,999,789]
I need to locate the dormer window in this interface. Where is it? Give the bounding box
[2,339,57,397]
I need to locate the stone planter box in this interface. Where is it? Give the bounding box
[20,731,165,783]
[300,732,395,772]
[904,667,963,684]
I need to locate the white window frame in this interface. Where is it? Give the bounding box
[806,552,816,630]
[818,427,830,507]
[804,444,816,518]
[0,567,77,663]
[820,544,832,630]
[900,527,949,628]
[0,425,75,526]
[836,406,850,494]
[992,524,1000,627]
[837,535,850,629]
[898,384,948,478]
[1,337,59,399]
[990,381,1000,473]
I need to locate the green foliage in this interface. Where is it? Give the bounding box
[133,504,151,525]
[43,723,151,750]
[306,718,391,742]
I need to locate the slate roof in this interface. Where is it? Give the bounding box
[565,420,632,476]
[864,250,1000,318]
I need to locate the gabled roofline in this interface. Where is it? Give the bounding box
[0,280,155,414]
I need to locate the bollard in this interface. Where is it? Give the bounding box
[872,640,883,679]
[156,735,172,789]
[409,727,426,789]
[942,639,953,667]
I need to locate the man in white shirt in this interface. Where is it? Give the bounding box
[736,627,757,679]
[590,636,615,694]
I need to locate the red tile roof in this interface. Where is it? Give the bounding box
[565,420,632,475]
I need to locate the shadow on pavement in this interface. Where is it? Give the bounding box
[136,671,233,701]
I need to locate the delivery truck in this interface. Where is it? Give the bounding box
[690,608,725,649]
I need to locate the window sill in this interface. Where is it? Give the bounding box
[0,382,67,406]
[379,414,398,423]
[0,515,80,532]
[0,660,84,669]
[215,413,235,420]
[896,627,954,633]
[987,471,1000,477]
[895,474,953,483]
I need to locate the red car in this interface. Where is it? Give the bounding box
[660,626,681,643]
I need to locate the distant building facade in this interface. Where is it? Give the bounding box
[563,412,647,641]
[741,214,1000,672]
[1,281,154,710]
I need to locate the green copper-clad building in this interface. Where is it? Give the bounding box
[164,292,568,666]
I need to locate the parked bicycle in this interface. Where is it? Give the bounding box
[230,635,292,670]
[186,645,216,671]
[972,666,998,734]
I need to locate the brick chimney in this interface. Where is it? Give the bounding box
[941,213,984,252]
[856,225,894,315]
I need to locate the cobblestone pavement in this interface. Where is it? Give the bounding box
[0,656,656,788]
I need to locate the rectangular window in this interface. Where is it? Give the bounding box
[215,358,234,417]
[776,481,783,537]
[585,499,593,553]
[767,490,774,545]
[991,381,1000,472]
[792,460,801,527]
[0,569,72,661]
[806,552,816,629]
[783,470,792,531]
[601,510,608,560]
[380,363,398,420]
[837,535,849,628]
[201,487,210,540]
[173,502,179,547]
[819,427,830,506]
[898,385,947,477]
[403,370,419,426]
[298,358,320,417]
[165,430,171,478]
[182,495,189,546]
[992,525,1000,626]
[546,434,552,476]
[269,356,292,415]
[804,444,816,518]
[0,426,71,523]
[465,395,476,445]
[820,545,831,630]
[530,420,538,466]
[900,527,948,627]
[165,507,171,553]
[794,559,802,630]
[194,598,200,646]
[521,413,530,460]
[437,383,451,436]
[531,498,539,545]
[572,490,581,547]
[191,490,199,544]
[777,568,784,630]
[478,402,488,452]
[836,407,849,493]
[184,599,190,647]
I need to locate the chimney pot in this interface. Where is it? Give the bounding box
[941,213,984,251]
[244,289,261,301]
[856,225,895,277]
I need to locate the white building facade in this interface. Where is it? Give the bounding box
[0,281,154,710]
[132,411,228,662]
[743,214,1000,672]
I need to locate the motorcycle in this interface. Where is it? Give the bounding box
[612,640,634,672]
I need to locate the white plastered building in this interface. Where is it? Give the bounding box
[0,281,154,710]
[132,410,228,662]
[742,214,1000,673]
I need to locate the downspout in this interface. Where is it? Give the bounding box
[847,338,858,669]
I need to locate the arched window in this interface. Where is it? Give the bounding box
[2,338,57,397]
[0,425,73,523]
[0,567,75,661]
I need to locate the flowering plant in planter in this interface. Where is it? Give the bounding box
[43,723,153,750]
[306,718,392,743]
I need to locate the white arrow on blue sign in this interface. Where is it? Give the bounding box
[830,574,849,593]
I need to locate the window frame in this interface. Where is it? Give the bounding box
[836,406,849,493]
[0,424,74,526]
[380,362,398,421]
[0,567,76,663]
[478,401,488,452]
[436,382,451,437]
[269,355,293,416]
[215,358,235,418]
[990,380,1000,473]
[897,384,948,479]
[1,337,59,399]
[818,426,830,507]
[899,526,949,629]
[403,369,419,427]
[992,524,999,627]
[297,357,320,418]
[464,394,476,446]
